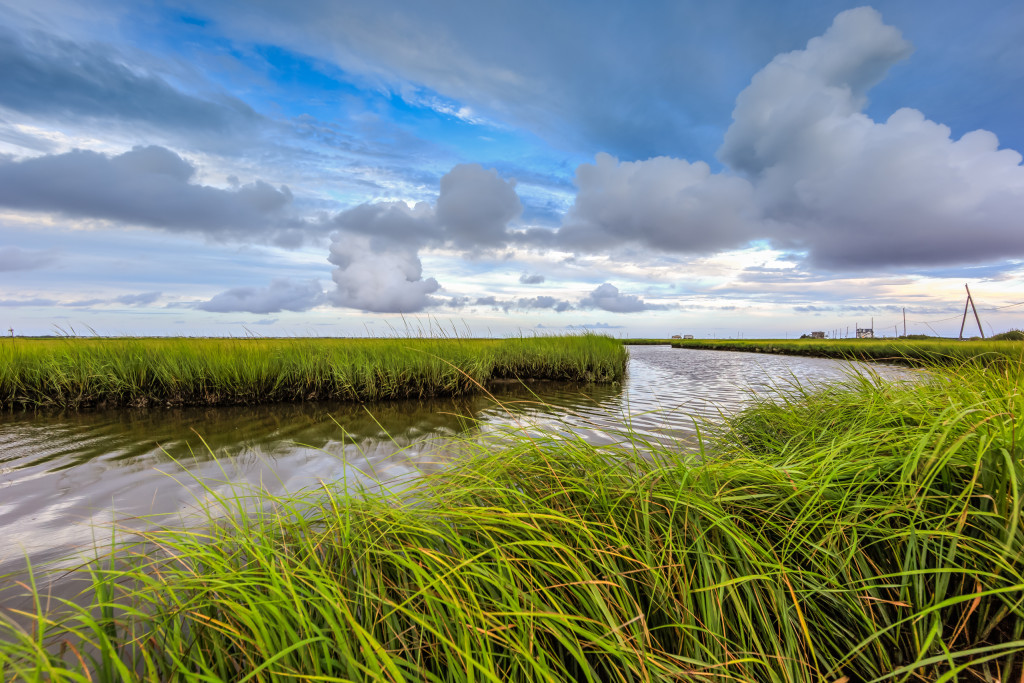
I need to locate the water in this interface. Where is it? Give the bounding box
[0,346,915,579]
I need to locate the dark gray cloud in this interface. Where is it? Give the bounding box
[329,164,520,250]
[557,153,758,254]
[0,297,58,307]
[516,296,573,312]
[435,164,521,248]
[579,283,664,313]
[0,146,303,242]
[198,278,324,314]
[0,26,261,137]
[331,201,439,245]
[113,291,162,306]
[0,246,55,271]
[519,273,545,284]
[443,296,471,308]
[471,294,572,313]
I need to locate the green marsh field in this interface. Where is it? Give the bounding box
[672,336,1024,365]
[0,335,627,409]
[1,338,1023,680]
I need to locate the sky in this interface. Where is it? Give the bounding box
[1,0,1023,338]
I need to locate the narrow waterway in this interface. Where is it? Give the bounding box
[0,345,915,580]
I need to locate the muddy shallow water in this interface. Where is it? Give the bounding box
[0,345,917,578]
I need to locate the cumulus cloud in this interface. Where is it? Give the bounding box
[519,272,545,284]
[720,8,913,178]
[728,7,1024,269]
[324,163,522,312]
[329,163,520,250]
[0,246,55,271]
[579,283,664,313]
[331,200,439,245]
[327,236,439,313]
[558,153,758,254]
[198,278,324,314]
[435,164,522,247]
[0,146,302,242]
[553,7,1024,271]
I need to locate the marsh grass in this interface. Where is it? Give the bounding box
[671,337,1024,367]
[0,335,626,410]
[2,360,1023,681]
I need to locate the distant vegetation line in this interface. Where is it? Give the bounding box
[0,335,627,409]
[3,359,1022,679]
[619,338,675,345]
[670,337,1024,365]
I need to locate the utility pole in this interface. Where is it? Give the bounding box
[959,284,985,339]
[968,285,984,339]
[903,308,906,338]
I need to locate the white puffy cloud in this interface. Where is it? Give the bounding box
[324,164,522,312]
[715,6,1024,269]
[327,236,440,313]
[519,273,545,284]
[198,278,324,314]
[579,283,664,313]
[720,7,913,178]
[554,7,1024,271]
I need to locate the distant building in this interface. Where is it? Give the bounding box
[671,334,681,339]
[856,328,874,339]
[809,331,826,339]
[683,334,694,339]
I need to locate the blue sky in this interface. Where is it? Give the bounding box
[1,0,1023,337]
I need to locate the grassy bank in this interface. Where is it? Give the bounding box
[671,337,1024,365]
[621,339,675,345]
[3,360,1022,680]
[0,335,626,409]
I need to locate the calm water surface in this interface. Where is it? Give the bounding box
[0,346,915,578]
